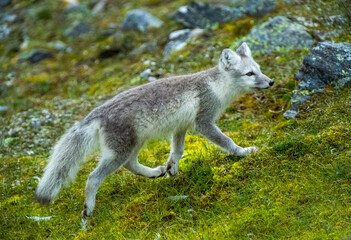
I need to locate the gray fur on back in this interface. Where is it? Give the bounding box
[83,66,222,147]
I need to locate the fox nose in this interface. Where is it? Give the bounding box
[269,80,274,86]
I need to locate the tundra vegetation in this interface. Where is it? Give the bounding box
[0,0,350,239]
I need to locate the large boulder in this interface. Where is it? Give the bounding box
[172,1,276,29]
[121,9,162,33]
[172,1,241,29]
[295,41,351,90]
[284,41,351,119]
[239,16,315,55]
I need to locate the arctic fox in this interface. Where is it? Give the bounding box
[36,42,274,218]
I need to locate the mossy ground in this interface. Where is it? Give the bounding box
[1,0,351,239]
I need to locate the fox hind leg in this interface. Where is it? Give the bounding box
[82,147,130,219]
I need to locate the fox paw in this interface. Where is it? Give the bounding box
[150,166,167,178]
[82,203,92,219]
[166,160,179,176]
[158,166,167,177]
[236,146,259,156]
[243,146,259,155]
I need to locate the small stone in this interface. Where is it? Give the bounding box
[31,119,41,130]
[140,69,152,80]
[63,0,80,10]
[282,0,300,3]
[48,41,67,51]
[65,21,91,37]
[163,28,203,58]
[0,106,8,112]
[168,195,188,201]
[0,14,15,42]
[129,41,157,56]
[283,110,298,119]
[18,49,54,64]
[121,9,162,33]
[63,1,89,14]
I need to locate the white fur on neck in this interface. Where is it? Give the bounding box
[208,70,246,119]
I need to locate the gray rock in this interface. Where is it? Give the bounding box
[168,195,188,201]
[121,9,162,33]
[172,1,242,29]
[284,89,313,115]
[0,13,16,42]
[282,0,300,3]
[140,69,152,80]
[295,41,351,91]
[284,41,351,119]
[0,0,11,8]
[64,2,89,13]
[283,110,298,120]
[148,76,157,82]
[234,0,276,18]
[31,118,41,130]
[239,16,314,55]
[129,41,157,56]
[140,69,157,82]
[0,22,11,41]
[64,3,91,23]
[65,21,91,37]
[48,41,67,52]
[0,106,8,112]
[163,28,203,58]
[18,49,54,64]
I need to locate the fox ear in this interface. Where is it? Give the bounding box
[236,42,251,57]
[219,49,240,71]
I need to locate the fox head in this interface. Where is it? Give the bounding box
[219,42,274,91]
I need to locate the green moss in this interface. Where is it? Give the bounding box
[273,119,296,130]
[1,0,351,239]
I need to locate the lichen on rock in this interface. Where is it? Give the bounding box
[284,41,351,119]
[237,16,315,55]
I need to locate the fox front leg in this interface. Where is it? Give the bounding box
[196,123,258,156]
[166,130,186,176]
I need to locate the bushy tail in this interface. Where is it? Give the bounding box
[36,121,99,205]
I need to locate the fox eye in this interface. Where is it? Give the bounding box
[246,72,254,76]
